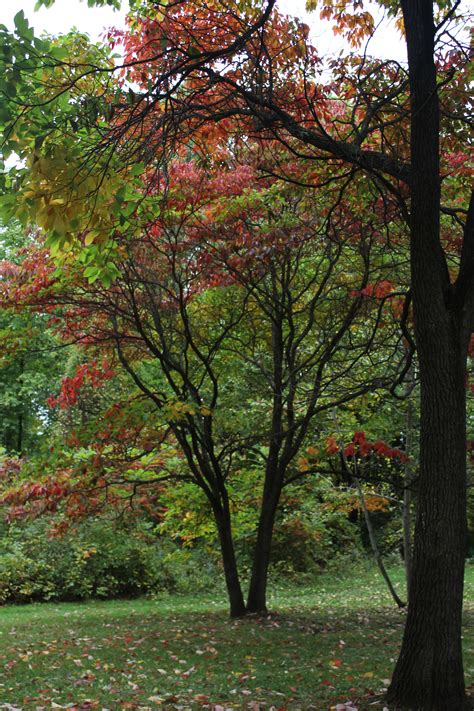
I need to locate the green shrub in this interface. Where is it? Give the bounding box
[0,475,404,605]
[0,517,224,604]
[0,519,151,602]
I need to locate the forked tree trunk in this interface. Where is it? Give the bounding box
[387,2,469,706]
[247,314,286,615]
[213,501,247,618]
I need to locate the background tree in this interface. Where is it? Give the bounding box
[0,150,406,616]
[0,223,64,455]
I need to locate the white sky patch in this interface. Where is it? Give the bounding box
[0,0,127,39]
[277,0,406,62]
[0,0,406,61]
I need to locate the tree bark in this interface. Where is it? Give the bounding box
[17,412,23,454]
[246,465,283,613]
[387,1,469,706]
[247,305,285,614]
[387,341,468,708]
[213,501,247,618]
[402,399,413,600]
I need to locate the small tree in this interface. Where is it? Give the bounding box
[1,158,405,615]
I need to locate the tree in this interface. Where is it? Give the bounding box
[386,3,472,706]
[0,223,65,454]
[114,3,471,704]
[1,151,405,616]
[0,0,472,705]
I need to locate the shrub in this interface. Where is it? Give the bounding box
[0,517,224,604]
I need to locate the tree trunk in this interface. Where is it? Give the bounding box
[16,356,24,454]
[387,342,468,708]
[402,480,412,600]
[17,412,23,454]
[387,2,469,706]
[213,502,247,618]
[402,399,414,600]
[247,310,285,615]
[354,476,405,608]
[246,467,283,613]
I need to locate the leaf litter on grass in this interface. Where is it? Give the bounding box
[0,567,471,710]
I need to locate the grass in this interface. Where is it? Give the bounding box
[0,565,472,710]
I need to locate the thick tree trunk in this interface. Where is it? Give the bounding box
[246,467,283,613]
[387,2,469,707]
[213,503,247,618]
[387,344,468,708]
[402,399,413,600]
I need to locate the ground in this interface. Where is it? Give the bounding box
[0,565,472,710]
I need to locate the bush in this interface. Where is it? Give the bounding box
[0,475,404,604]
[0,517,222,604]
[0,551,53,603]
[263,481,364,582]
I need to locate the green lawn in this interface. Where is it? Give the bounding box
[0,566,472,710]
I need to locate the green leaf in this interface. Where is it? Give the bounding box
[130,163,145,177]
[0,194,16,221]
[49,44,69,61]
[33,36,49,51]
[4,82,17,98]
[13,11,29,35]
[83,265,100,279]
[57,91,71,111]
[34,0,55,9]
[0,106,11,124]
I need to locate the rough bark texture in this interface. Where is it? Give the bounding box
[387,350,468,708]
[402,400,413,600]
[388,358,469,707]
[387,1,469,707]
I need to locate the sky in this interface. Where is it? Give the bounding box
[0,0,126,39]
[0,0,407,60]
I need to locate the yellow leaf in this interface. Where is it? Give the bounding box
[298,456,309,471]
[85,231,99,246]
